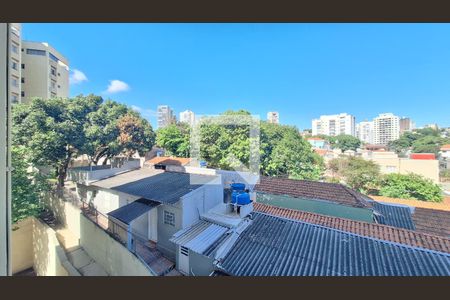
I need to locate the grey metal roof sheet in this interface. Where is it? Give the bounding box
[107,199,160,225]
[373,202,416,230]
[92,169,218,204]
[170,221,228,255]
[217,212,450,276]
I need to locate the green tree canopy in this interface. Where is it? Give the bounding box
[156,123,190,157]
[326,134,361,152]
[11,146,50,223]
[379,173,443,202]
[12,95,102,187]
[328,156,380,193]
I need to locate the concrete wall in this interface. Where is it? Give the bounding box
[181,184,223,228]
[32,217,79,276]
[45,194,81,240]
[130,212,148,241]
[11,218,33,274]
[67,160,140,185]
[156,204,183,260]
[79,214,154,276]
[189,249,214,276]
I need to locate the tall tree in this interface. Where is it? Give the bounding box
[156,123,190,157]
[12,95,102,187]
[327,134,361,152]
[117,112,155,157]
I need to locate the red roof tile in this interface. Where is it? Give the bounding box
[253,202,450,253]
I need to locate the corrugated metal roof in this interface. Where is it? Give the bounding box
[108,199,160,225]
[253,202,450,253]
[93,169,218,204]
[373,202,416,230]
[170,221,228,255]
[217,212,450,276]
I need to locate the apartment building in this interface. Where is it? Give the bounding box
[266,111,279,124]
[356,121,374,144]
[400,117,415,134]
[179,110,195,127]
[373,113,400,145]
[21,41,69,103]
[157,105,175,128]
[9,23,21,104]
[311,113,356,137]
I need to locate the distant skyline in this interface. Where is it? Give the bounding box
[22,23,450,129]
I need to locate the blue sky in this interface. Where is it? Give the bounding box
[22,23,450,129]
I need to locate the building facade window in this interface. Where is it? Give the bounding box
[50,66,57,76]
[49,53,59,62]
[11,43,19,54]
[11,93,19,104]
[163,210,175,226]
[21,63,25,69]
[11,77,19,87]
[11,60,18,70]
[21,77,24,83]
[21,91,25,97]
[26,48,46,56]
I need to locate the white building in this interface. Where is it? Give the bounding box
[267,111,279,124]
[21,41,70,103]
[9,23,22,104]
[179,110,195,127]
[157,105,175,128]
[356,121,374,144]
[311,113,356,137]
[373,113,400,145]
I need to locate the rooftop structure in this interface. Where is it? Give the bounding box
[216,212,450,276]
[92,168,218,204]
[253,202,450,253]
[312,113,356,137]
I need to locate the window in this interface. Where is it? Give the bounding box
[11,93,19,104]
[49,53,59,62]
[21,63,25,69]
[164,211,175,226]
[21,91,25,97]
[58,72,61,76]
[11,43,19,54]
[11,60,18,70]
[51,81,56,89]
[21,77,24,84]
[11,77,19,87]
[51,66,57,76]
[26,48,46,56]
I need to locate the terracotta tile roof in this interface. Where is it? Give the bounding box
[145,156,191,166]
[412,207,450,238]
[441,144,450,151]
[253,202,450,253]
[313,149,328,155]
[255,176,372,208]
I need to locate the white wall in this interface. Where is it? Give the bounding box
[131,212,149,241]
[89,188,140,215]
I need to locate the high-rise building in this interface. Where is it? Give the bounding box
[8,23,21,104]
[373,113,400,145]
[157,105,175,128]
[267,111,279,124]
[399,117,415,134]
[356,121,374,144]
[311,113,356,137]
[21,41,70,103]
[179,110,195,127]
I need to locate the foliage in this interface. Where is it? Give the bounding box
[155,110,324,180]
[328,134,361,152]
[11,146,50,223]
[379,173,443,202]
[117,112,155,157]
[328,156,380,193]
[389,128,449,156]
[12,95,155,186]
[12,95,102,186]
[156,123,191,157]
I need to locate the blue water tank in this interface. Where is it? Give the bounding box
[231,183,246,192]
[236,192,251,205]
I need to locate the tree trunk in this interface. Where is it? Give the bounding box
[56,154,72,188]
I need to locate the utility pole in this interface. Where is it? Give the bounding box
[0,23,12,276]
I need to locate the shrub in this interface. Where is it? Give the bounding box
[379,173,443,202]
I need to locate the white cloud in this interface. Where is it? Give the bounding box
[106,80,130,94]
[69,69,88,85]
